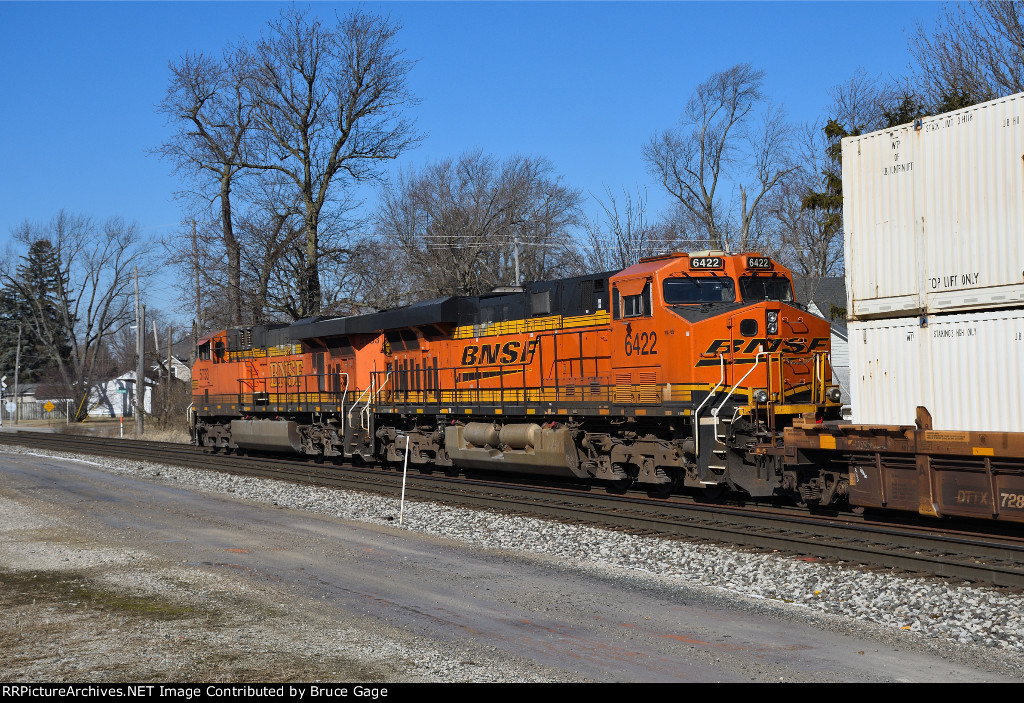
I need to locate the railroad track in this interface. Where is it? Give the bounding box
[2,430,1023,588]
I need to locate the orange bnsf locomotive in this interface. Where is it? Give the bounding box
[191,252,845,502]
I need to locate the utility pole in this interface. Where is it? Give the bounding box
[13,324,21,426]
[166,325,173,417]
[152,320,161,420]
[135,267,144,435]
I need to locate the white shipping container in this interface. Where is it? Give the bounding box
[849,309,1024,432]
[843,93,1024,320]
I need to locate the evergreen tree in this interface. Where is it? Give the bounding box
[881,92,929,128]
[801,119,851,239]
[0,288,31,383]
[3,240,74,383]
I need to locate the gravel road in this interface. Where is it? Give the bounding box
[1,445,1023,683]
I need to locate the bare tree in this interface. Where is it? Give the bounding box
[244,6,422,318]
[570,186,683,274]
[370,151,582,301]
[643,64,796,252]
[781,70,927,303]
[231,175,305,323]
[1,212,153,420]
[155,50,255,326]
[910,1,1024,109]
[345,238,413,311]
[763,123,844,300]
[828,68,891,134]
[161,216,233,335]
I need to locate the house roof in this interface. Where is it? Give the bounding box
[793,276,847,335]
[169,339,193,359]
[116,370,156,385]
[9,382,39,397]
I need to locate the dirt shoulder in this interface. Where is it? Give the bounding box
[0,501,425,682]
[0,462,553,683]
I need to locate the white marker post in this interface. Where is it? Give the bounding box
[399,435,411,525]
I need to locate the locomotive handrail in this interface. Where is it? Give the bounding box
[693,354,726,461]
[337,373,350,439]
[348,383,374,427]
[712,349,767,445]
[377,334,611,411]
[712,349,766,418]
[812,351,832,404]
[362,372,393,430]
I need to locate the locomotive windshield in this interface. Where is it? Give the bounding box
[663,276,736,304]
[739,275,794,302]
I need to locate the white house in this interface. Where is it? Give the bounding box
[152,354,191,383]
[87,371,154,418]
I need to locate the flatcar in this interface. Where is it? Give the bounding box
[191,251,845,503]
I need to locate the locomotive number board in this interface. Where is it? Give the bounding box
[689,256,725,270]
[746,256,773,270]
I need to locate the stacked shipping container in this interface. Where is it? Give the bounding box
[842,92,1024,432]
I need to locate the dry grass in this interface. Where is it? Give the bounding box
[52,419,190,444]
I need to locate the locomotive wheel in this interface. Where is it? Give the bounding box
[701,483,729,500]
[646,479,676,499]
[604,476,634,494]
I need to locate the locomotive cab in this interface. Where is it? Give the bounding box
[610,252,843,498]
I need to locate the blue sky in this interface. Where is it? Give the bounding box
[0,1,941,319]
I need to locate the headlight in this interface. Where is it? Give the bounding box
[765,310,778,335]
[827,387,842,403]
[754,389,769,404]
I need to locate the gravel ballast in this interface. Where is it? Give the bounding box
[3,444,1024,680]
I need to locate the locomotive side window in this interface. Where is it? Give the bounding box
[623,294,642,317]
[740,276,794,301]
[213,340,226,363]
[622,282,652,318]
[198,342,211,361]
[663,277,736,303]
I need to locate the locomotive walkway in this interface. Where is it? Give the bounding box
[1,431,1022,589]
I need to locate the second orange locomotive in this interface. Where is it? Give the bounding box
[192,251,844,502]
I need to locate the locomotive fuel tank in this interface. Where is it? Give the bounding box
[445,422,584,477]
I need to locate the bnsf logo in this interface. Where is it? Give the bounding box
[461,339,539,366]
[268,359,303,388]
[704,338,829,355]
